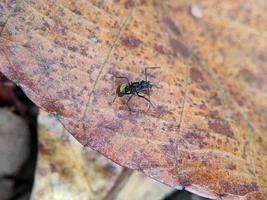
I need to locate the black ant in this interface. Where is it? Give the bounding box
[112,67,159,112]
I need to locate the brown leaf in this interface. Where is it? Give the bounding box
[0,1,266,199]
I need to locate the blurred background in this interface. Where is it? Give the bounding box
[0,72,210,200]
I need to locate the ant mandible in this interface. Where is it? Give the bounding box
[112,67,159,112]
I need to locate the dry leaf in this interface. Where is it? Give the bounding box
[0,1,266,199]
[31,111,172,200]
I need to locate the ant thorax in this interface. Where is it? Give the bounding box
[140,80,152,89]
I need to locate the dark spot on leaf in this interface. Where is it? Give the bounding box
[208,110,219,118]
[256,136,267,153]
[103,120,123,132]
[40,58,54,71]
[228,87,245,106]
[121,36,141,48]
[71,8,82,15]
[258,52,267,62]
[154,44,171,55]
[140,0,147,5]
[226,163,236,170]
[80,45,88,56]
[164,17,182,35]
[161,143,175,165]
[169,38,191,58]
[124,0,134,9]
[183,130,207,148]
[240,68,256,83]
[208,117,235,139]
[67,46,78,52]
[43,19,50,28]
[208,93,221,106]
[87,128,115,151]
[219,180,258,195]
[157,104,173,115]
[190,67,210,90]
[256,136,263,143]
[217,138,222,145]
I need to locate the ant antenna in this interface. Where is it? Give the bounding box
[144,67,160,110]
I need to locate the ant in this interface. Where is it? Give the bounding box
[112,67,159,112]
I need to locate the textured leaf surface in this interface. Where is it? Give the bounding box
[0,0,266,199]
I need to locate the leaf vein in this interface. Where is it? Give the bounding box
[81,1,137,134]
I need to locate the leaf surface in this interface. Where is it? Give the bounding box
[0,0,266,199]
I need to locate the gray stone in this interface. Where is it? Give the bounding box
[0,109,30,200]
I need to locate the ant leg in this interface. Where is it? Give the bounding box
[137,93,153,106]
[147,87,151,109]
[114,76,130,85]
[144,67,160,110]
[111,94,117,104]
[126,94,134,112]
[137,93,154,112]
